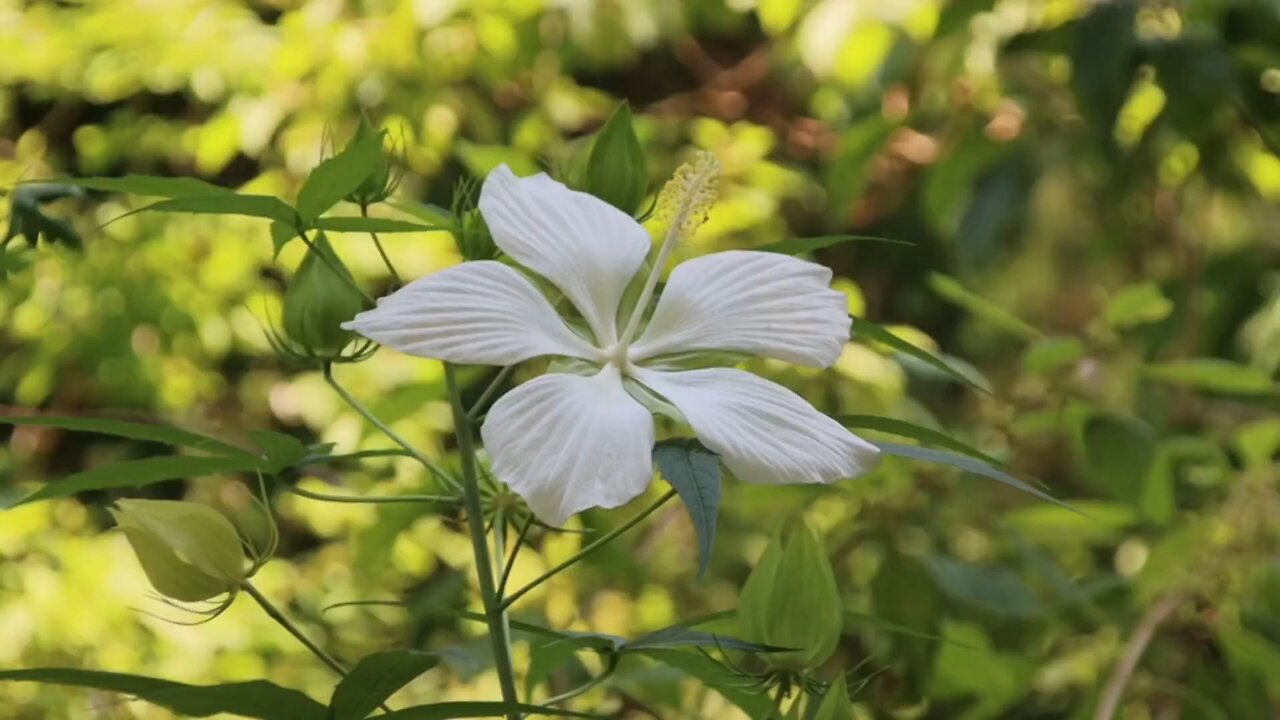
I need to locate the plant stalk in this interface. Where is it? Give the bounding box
[444,362,521,720]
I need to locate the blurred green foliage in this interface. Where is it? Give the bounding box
[2,0,1280,717]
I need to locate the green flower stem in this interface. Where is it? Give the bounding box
[360,203,401,285]
[280,483,455,505]
[467,364,516,421]
[444,362,521,720]
[497,513,535,599]
[294,230,375,305]
[240,580,349,676]
[499,489,677,612]
[324,364,459,491]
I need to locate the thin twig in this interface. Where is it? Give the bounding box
[497,513,535,599]
[1094,592,1185,720]
[467,364,516,421]
[361,203,401,285]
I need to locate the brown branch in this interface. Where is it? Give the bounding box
[1094,592,1185,720]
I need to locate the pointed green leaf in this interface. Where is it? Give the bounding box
[583,101,647,213]
[876,442,1074,511]
[1082,413,1157,505]
[654,439,721,579]
[758,234,910,255]
[621,625,787,654]
[140,194,299,224]
[0,669,326,720]
[0,414,251,458]
[635,649,780,719]
[839,415,1005,467]
[9,455,262,508]
[850,315,989,393]
[386,200,456,230]
[928,273,1041,340]
[377,702,601,719]
[44,175,233,198]
[297,131,384,224]
[313,217,445,234]
[271,220,298,258]
[247,430,310,473]
[1141,359,1276,396]
[331,650,439,720]
[924,556,1041,618]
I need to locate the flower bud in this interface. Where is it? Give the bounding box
[582,101,647,214]
[282,232,365,357]
[110,499,246,602]
[457,208,499,262]
[344,118,402,208]
[813,680,855,720]
[738,523,843,670]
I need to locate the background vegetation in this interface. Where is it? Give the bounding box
[3,0,1280,717]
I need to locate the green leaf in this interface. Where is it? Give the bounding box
[653,439,721,579]
[330,650,439,720]
[9,455,262,508]
[1022,336,1085,376]
[247,430,310,473]
[876,442,1074,511]
[1004,501,1139,544]
[1071,0,1138,134]
[757,234,910,255]
[1082,413,1157,506]
[377,702,600,719]
[843,609,976,648]
[271,220,299,257]
[313,217,445,234]
[140,194,299,224]
[297,131,384,224]
[0,414,252,458]
[387,200,457,230]
[1106,281,1174,329]
[583,101,647,213]
[850,315,990,392]
[825,117,896,221]
[620,625,786,654]
[1141,359,1276,396]
[635,649,779,719]
[928,272,1040,340]
[924,556,1041,619]
[46,175,234,198]
[839,415,1005,467]
[0,669,325,720]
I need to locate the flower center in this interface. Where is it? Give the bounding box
[600,343,634,375]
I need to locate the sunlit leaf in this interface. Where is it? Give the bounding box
[140,194,299,224]
[654,439,721,579]
[313,217,446,234]
[0,414,251,458]
[1141,359,1276,396]
[46,175,234,198]
[296,130,384,224]
[9,455,262,508]
[0,669,325,720]
[330,650,439,720]
[1106,281,1174,329]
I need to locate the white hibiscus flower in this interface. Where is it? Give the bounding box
[344,159,880,524]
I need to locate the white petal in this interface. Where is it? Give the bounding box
[479,165,651,346]
[629,251,850,368]
[481,366,656,525]
[343,261,600,366]
[633,367,879,485]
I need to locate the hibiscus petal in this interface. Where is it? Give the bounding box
[629,251,850,368]
[343,261,600,365]
[479,165,651,346]
[633,367,879,485]
[481,366,656,525]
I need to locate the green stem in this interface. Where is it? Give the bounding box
[361,203,401,285]
[467,364,516,421]
[497,514,535,599]
[500,489,677,611]
[444,362,521,720]
[281,484,455,505]
[324,364,459,491]
[241,580,349,677]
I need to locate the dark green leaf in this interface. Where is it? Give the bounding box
[843,609,976,648]
[313,217,445,234]
[0,414,252,458]
[925,556,1041,619]
[46,175,233,198]
[876,442,1074,511]
[330,650,439,720]
[839,415,1005,467]
[1071,0,1138,133]
[1082,413,1157,506]
[621,625,786,654]
[0,668,325,720]
[297,131,384,224]
[825,117,896,220]
[377,702,600,719]
[271,220,298,258]
[757,234,909,256]
[850,315,989,393]
[654,439,721,579]
[247,430,310,473]
[9,455,262,508]
[140,195,299,224]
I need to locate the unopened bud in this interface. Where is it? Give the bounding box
[582,101,648,214]
[282,233,365,358]
[345,118,403,208]
[110,499,245,602]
